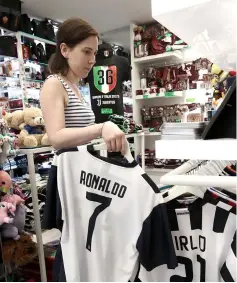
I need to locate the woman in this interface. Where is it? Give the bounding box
[40,18,126,153]
[40,18,126,281]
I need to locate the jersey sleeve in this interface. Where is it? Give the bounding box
[220,231,236,282]
[136,195,177,272]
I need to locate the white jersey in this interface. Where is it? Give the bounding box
[139,191,236,282]
[55,145,177,281]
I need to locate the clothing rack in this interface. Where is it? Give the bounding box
[160,161,237,192]
[156,139,237,192]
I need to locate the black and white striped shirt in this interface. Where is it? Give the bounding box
[138,190,236,282]
[48,75,95,128]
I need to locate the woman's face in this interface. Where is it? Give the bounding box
[61,35,98,78]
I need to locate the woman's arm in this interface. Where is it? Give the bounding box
[40,77,126,153]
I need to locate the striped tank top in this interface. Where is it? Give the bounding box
[48,75,95,128]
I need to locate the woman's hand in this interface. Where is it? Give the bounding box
[101,121,127,155]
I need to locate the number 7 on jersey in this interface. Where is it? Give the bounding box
[86,192,112,251]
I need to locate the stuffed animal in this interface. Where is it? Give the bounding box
[0,170,12,194]
[18,107,50,147]
[2,193,25,207]
[1,203,26,240]
[210,63,236,108]
[4,110,24,134]
[0,202,15,226]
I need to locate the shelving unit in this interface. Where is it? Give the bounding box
[136,91,184,100]
[0,28,56,111]
[133,50,183,65]
[129,23,215,181]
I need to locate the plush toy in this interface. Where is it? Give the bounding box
[2,193,25,207]
[1,203,26,240]
[0,202,15,226]
[4,110,24,133]
[18,107,50,147]
[210,63,236,108]
[0,170,12,194]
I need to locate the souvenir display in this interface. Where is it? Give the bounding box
[141,103,203,131]
[136,60,208,97]
[133,23,188,58]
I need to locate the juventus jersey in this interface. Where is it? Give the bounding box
[139,191,236,282]
[55,145,177,281]
[87,55,130,123]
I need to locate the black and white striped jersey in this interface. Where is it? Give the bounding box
[139,191,236,282]
[54,145,177,281]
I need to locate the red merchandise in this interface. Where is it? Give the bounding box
[151,35,166,55]
[22,45,30,60]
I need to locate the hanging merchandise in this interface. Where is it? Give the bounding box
[44,143,178,281]
[139,160,236,282]
[139,191,236,281]
[87,42,131,123]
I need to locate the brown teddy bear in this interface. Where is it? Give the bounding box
[18,107,50,147]
[4,110,24,134]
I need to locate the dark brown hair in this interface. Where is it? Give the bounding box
[49,18,98,75]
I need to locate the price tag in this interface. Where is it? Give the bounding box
[165,92,175,97]
[143,95,149,99]
[186,98,196,103]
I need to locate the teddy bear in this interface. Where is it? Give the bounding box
[18,107,50,147]
[4,110,24,134]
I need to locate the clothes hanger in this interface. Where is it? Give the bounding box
[163,160,205,202]
[163,160,236,203]
[163,183,205,202]
[92,139,134,163]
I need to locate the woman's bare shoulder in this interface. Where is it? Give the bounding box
[40,76,67,111]
[40,76,65,99]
